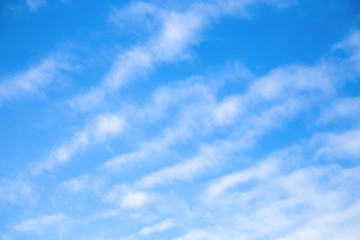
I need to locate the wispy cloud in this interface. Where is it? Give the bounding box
[127,60,339,189]
[132,100,300,189]
[318,97,360,124]
[14,213,67,234]
[30,113,126,174]
[202,158,279,201]
[174,152,360,239]
[61,37,357,211]
[335,29,360,72]
[137,154,212,188]
[24,0,69,11]
[138,219,174,236]
[106,185,152,209]
[26,0,298,183]
[313,128,360,160]
[25,0,46,11]
[0,178,33,203]
[68,0,295,112]
[3,1,360,239]
[0,54,72,106]
[100,57,338,178]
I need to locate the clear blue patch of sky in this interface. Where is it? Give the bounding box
[195,0,360,74]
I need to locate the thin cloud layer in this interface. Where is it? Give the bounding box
[1,0,360,240]
[0,54,72,106]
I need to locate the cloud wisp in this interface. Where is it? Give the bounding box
[2,1,360,240]
[0,54,72,106]
[68,0,295,112]
[30,113,126,174]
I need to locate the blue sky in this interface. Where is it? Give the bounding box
[1,0,360,239]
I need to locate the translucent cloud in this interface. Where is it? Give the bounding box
[0,54,72,106]
[138,219,175,236]
[14,214,67,234]
[30,114,126,174]
[2,1,360,240]
[25,0,46,11]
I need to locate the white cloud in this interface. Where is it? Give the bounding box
[277,202,360,240]
[25,0,46,11]
[68,0,295,111]
[148,9,204,62]
[125,89,312,190]
[137,157,210,188]
[69,3,205,111]
[68,88,106,112]
[55,40,353,216]
[30,130,89,174]
[203,158,279,201]
[121,191,151,209]
[106,185,152,209]
[314,128,360,159]
[102,60,321,181]
[100,79,216,171]
[92,114,126,140]
[133,113,280,189]
[101,108,209,171]
[3,3,360,240]
[173,162,360,240]
[0,54,72,106]
[25,0,69,11]
[106,59,340,182]
[138,219,174,236]
[212,96,243,126]
[335,29,360,71]
[30,113,125,174]
[318,97,360,123]
[108,2,160,30]
[246,62,338,102]
[0,178,33,203]
[61,174,103,193]
[14,214,67,234]
[174,229,210,240]
[103,48,154,90]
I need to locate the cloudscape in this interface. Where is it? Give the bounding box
[1,0,360,239]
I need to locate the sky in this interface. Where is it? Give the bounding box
[1,0,360,239]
